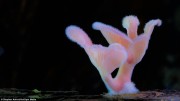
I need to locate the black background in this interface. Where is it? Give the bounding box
[0,0,180,94]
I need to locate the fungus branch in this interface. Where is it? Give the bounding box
[65,15,162,95]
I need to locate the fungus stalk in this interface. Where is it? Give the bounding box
[65,15,162,95]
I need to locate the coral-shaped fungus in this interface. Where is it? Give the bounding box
[65,15,162,95]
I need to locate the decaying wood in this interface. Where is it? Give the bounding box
[0,88,180,101]
[104,90,180,100]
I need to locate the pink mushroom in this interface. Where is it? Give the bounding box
[65,15,162,95]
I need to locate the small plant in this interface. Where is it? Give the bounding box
[65,15,162,95]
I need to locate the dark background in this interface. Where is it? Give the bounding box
[0,0,180,94]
